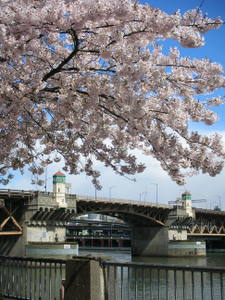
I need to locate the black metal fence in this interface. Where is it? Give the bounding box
[1,256,225,300]
[103,261,225,300]
[0,256,66,300]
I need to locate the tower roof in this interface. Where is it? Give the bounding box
[53,171,65,177]
[182,191,191,195]
[182,191,191,201]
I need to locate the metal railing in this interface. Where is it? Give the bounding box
[77,194,171,208]
[0,256,66,300]
[103,261,225,300]
[2,256,225,300]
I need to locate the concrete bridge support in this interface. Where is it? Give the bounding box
[0,235,24,256]
[0,223,28,256]
[131,226,206,257]
[0,221,68,256]
[132,226,169,256]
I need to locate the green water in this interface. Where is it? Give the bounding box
[80,249,225,300]
[80,249,225,267]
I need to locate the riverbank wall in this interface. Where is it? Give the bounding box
[25,242,78,258]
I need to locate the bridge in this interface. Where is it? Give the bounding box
[0,187,225,256]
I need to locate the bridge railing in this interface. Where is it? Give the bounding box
[0,256,66,300]
[76,194,171,208]
[1,189,225,213]
[0,189,35,196]
[0,188,172,209]
[103,261,225,300]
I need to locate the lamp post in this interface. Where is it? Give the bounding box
[150,183,159,204]
[211,195,222,210]
[44,167,52,192]
[139,191,147,201]
[216,195,222,210]
[109,186,116,200]
[44,167,48,192]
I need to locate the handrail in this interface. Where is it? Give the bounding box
[0,255,66,300]
[103,260,225,273]
[0,255,66,264]
[77,195,172,209]
[2,256,225,273]
[1,256,225,300]
[1,188,225,214]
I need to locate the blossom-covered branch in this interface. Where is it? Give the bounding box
[0,0,225,188]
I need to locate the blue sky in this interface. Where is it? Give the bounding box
[144,0,225,131]
[4,0,225,210]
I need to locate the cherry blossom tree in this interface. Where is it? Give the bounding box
[0,0,225,188]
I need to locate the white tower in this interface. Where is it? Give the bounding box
[182,191,193,217]
[53,171,67,208]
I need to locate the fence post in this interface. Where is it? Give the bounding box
[64,256,105,300]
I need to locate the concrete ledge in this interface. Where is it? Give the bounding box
[25,242,79,257]
[168,241,206,256]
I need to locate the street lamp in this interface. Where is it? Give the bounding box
[210,195,222,210]
[216,195,222,210]
[139,191,147,201]
[44,167,52,192]
[150,183,159,204]
[94,187,97,200]
[109,186,116,200]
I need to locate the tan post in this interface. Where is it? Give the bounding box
[64,256,106,300]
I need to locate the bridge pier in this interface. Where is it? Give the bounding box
[0,235,24,256]
[0,223,28,256]
[131,226,206,257]
[132,226,169,256]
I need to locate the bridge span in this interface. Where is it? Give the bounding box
[0,188,225,256]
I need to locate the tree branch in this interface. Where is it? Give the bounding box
[42,29,79,81]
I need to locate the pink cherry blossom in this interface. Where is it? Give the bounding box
[0,0,224,188]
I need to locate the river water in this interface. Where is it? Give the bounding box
[80,248,225,267]
[80,249,225,300]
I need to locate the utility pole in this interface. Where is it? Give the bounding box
[150,183,159,203]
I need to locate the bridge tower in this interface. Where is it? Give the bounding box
[181,191,193,218]
[53,171,67,208]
